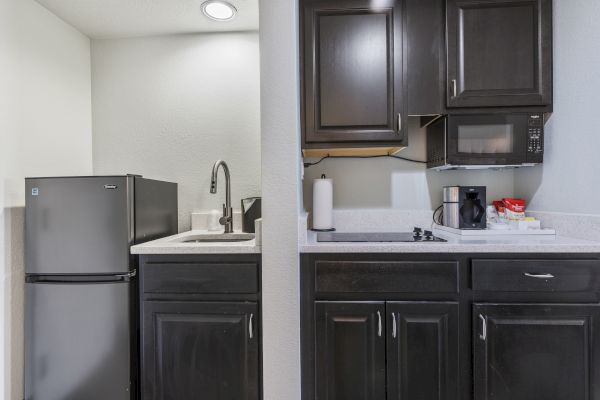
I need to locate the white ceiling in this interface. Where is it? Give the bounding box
[35,0,259,39]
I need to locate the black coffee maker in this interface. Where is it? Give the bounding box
[443,186,487,230]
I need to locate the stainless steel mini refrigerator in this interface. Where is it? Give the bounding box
[24,175,177,400]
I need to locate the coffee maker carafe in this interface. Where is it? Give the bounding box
[443,186,487,230]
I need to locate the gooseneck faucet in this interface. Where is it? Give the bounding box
[210,160,233,234]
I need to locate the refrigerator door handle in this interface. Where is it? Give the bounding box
[117,270,137,280]
[26,270,137,284]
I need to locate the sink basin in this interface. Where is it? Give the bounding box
[171,233,255,244]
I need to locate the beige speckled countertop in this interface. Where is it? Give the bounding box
[132,211,600,255]
[298,210,600,253]
[131,230,261,255]
[300,230,600,253]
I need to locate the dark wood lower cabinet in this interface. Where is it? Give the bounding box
[140,254,262,400]
[314,301,459,400]
[302,254,600,400]
[387,302,459,400]
[315,302,386,400]
[473,304,600,400]
[143,301,259,400]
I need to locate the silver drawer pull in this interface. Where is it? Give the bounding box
[392,313,397,339]
[249,314,254,339]
[479,314,487,341]
[524,272,555,279]
[397,114,402,134]
[377,311,382,337]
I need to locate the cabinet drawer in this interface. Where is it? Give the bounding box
[315,261,459,294]
[472,259,600,292]
[142,263,259,294]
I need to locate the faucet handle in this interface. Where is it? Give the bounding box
[219,204,232,226]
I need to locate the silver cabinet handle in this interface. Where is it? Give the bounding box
[451,79,457,98]
[397,114,402,135]
[392,313,397,339]
[249,314,254,339]
[479,314,487,341]
[524,273,555,279]
[377,311,382,337]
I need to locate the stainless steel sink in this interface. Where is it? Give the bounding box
[171,233,255,244]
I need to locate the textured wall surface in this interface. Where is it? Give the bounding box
[0,0,14,396]
[303,119,515,211]
[91,33,261,231]
[0,1,93,398]
[515,0,600,216]
[259,0,302,399]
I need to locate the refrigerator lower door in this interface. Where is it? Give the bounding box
[25,280,132,400]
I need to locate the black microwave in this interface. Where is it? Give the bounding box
[427,113,544,170]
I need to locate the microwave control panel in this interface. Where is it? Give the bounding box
[527,114,544,162]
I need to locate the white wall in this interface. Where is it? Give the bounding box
[303,119,515,211]
[259,0,302,399]
[0,0,16,397]
[91,33,262,231]
[0,1,93,398]
[515,0,600,216]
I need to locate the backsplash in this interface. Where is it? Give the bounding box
[300,210,435,242]
[91,32,262,232]
[300,209,600,242]
[527,211,600,241]
[303,119,515,211]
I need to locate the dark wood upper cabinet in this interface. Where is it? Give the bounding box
[302,0,407,151]
[473,304,600,400]
[142,301,259,400]
[406,0,446,116]
[315,301,386,400]
[387,302,459,400]
[446,0,552,108]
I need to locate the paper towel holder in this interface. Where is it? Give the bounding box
[311,174,336,232]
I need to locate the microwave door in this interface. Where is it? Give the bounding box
[447,114,528,166]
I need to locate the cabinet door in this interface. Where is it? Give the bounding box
[316,302,386,400]
[446,0,552,108]
[473,304,600,400]
[142,301,259,400]
[303,0,406,145]
[387,302,459,400]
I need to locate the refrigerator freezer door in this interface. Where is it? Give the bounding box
[25,177,133,274]
[24,281,132,400]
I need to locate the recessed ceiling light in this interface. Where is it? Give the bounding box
[202,1,237,21]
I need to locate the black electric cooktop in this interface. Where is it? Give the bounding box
[316,231,446,243]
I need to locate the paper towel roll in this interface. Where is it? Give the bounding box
[313,175,333,230]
